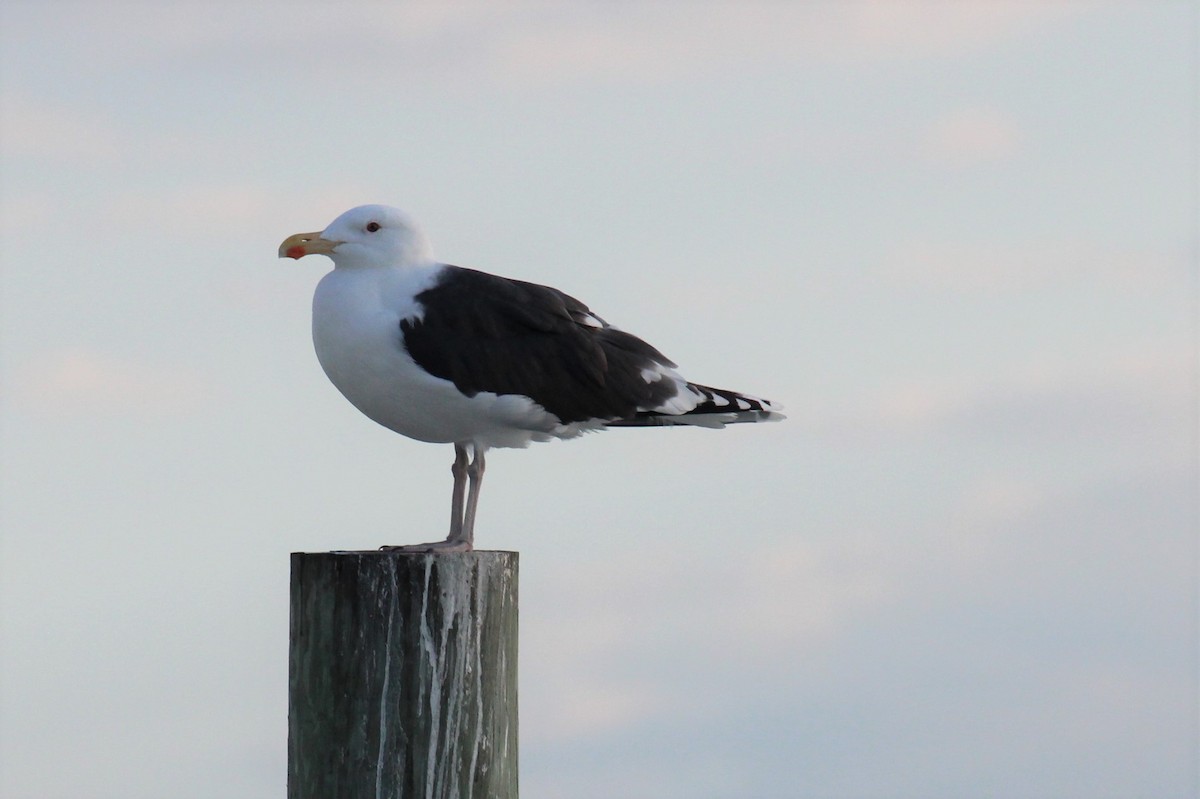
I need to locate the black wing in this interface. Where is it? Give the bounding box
[400,266,681,424]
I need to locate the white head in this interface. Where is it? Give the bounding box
[278,204,434,269]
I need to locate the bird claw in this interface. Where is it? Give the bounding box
[379,540,473,554]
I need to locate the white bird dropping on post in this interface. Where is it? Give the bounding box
[279,204,784,551]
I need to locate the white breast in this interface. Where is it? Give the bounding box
[311,264,574,448]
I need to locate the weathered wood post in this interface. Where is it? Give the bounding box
[288,551,519,799]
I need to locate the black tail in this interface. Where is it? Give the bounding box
[607,383,785,428]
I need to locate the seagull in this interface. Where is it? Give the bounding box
[279,205,783,552]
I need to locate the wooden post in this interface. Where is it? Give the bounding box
[288,551,519,799]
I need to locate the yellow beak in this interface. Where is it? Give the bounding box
[279,231,341,260]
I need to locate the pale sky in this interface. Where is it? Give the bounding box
[1,3,1196,798]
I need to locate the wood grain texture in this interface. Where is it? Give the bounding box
[289,551,518,799]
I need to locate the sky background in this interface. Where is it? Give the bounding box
[1,2,1196,798]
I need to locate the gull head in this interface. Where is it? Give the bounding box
[278,204,434,269]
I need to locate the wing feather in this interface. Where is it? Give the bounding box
[400,267,679,424]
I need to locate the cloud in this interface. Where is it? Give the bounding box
[812,339,1191,449]
[10,348,214,418]
[522,534,892,743]
[2,2,1088,92]
[0,94,121,163]
[882,238,1186,294]
[482,3,1086,86]
[849,1,1079,61]
[2,179,372,241]
[97,182,359,230]
[527,678,665,740]
[922,105,1023,166]
[0,189,57,234]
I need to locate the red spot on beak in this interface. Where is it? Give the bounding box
[285,245,306,260]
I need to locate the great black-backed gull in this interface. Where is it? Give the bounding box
[279,205,783,551]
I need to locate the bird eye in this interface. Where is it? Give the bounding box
[365,222,381,233]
